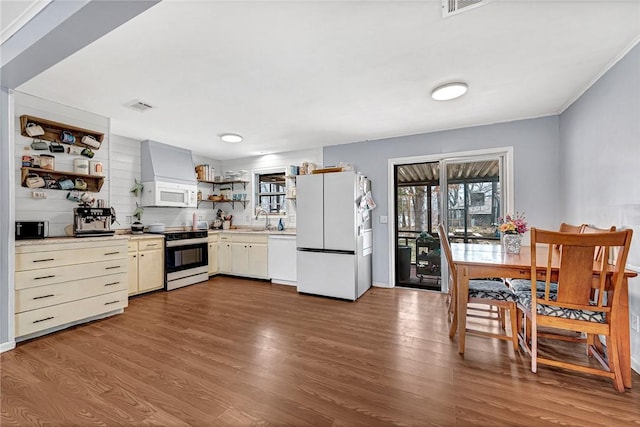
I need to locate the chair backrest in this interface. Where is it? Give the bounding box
[582,225,616,262]
[437,224,456,285]
[559,222,585,233]
[530,228,632,313]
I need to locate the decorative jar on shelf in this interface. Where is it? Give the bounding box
[502,233,522,254]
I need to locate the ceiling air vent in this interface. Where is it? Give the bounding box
[442,0,486,18]
[126,100,154,112]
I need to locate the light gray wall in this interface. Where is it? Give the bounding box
[560,42,640,371]
[324,116,561,286]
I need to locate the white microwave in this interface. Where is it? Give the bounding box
[141,181,197,208]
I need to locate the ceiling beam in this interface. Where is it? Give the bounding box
[1,0,159,89]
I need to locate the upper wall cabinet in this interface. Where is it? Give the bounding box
[20,115,105,150]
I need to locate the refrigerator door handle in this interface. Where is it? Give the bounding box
[297,248,356,255]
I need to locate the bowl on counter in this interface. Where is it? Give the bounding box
[148,223,166,234]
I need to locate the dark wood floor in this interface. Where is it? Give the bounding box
[2,277,640,426]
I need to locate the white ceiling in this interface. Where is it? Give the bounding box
[16,0,640,160]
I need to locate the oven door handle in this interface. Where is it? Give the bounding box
[165,237,209,247]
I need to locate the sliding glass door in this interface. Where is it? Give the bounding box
[393,150,511,291]
[440,157,504,245]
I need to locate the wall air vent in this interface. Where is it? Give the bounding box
[442,0,486,18]
[126,100,154,112]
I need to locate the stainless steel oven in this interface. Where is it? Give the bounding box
[164,231,208,290]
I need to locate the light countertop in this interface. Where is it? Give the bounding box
[208,228,296,236]
[15,234,130,246]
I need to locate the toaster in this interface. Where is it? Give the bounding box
[15,221,48,240]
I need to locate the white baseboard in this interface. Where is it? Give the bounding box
[1,341,16,353]
[632,356,639,376]
[373,281,392,288]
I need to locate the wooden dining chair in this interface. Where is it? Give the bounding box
[513,223,615,348]
[517,227,633,392]
[559,222,586,233]
[437,224,519,353]
[581,225,616,354]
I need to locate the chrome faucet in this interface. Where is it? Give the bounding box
[255,207,272,230]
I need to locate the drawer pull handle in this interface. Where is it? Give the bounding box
[104,251,120,255]
[33,294,54,300]
[104,281,120,287]
[105,266,121,270]
[104,300,120,305]
[146,244,158,247]
[34,275,55,280]
[33,258,54,263]
[33,316,54,324]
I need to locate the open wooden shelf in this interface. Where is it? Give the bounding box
[21,167,105,192]
[198,179,248,190]
[198,198,250,209]
[20,115,104,150]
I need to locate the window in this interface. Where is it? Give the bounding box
[256,171,286,214]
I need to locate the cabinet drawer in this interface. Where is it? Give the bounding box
[127,241,138,252]
[15,259,128,290]
[208,234,219,243]
[15,290,128,337]
[138,239,163,251]
[232,234,268,244]
[16,244,127,271]
[15,273,127,313]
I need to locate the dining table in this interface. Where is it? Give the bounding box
[450,242,638,389]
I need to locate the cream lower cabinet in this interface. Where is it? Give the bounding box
[228,233,269,279]
[15,238,129,339]
[128,237,164,295]
[218,234,232,273]
[208,234,219,275]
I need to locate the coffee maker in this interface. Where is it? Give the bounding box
[73,207,116,237]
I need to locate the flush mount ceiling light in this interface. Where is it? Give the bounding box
[431,82,468,101]
[220,133,243,143]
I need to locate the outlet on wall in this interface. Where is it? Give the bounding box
[126,216,132,225]
[632,314,639,333]
[31,190,46,199]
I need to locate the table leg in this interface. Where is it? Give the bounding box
[615,278,632,388]
[458,266,469,355]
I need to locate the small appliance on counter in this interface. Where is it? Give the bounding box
[15,221,48,240]
[73,207,116,237]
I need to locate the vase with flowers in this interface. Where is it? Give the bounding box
[498,212,529,254]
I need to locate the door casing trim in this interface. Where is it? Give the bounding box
[387,147,514,290]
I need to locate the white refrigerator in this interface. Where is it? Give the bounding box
[296,171,372,300]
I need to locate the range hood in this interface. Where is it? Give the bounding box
[141,140,197,185]
[140,140,198,208]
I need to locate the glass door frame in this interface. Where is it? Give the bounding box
[387,147,514,292]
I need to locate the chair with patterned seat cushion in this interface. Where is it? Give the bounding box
[517,227,633,392]
[511,222,585,339]
[438,224,519,352]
